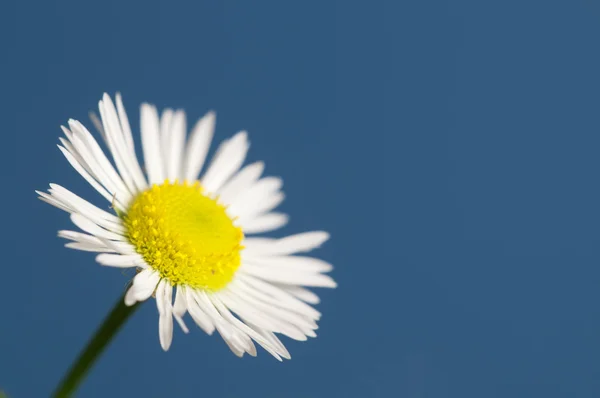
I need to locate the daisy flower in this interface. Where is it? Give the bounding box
[37,93,336,360]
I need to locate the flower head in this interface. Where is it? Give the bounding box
[38,93,336,360]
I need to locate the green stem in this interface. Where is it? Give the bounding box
[52,292,140,398]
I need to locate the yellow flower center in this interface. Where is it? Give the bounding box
[123,180,244,291]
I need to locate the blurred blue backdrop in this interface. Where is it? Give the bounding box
[2,0,600,397]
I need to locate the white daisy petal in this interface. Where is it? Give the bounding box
[60,230,133,255]
[185,288,216,335]
[248,192,285,218]
[229,192,284,221]
[244,231,330,256]
[173,285,190,333]
[244,255,333,273]
[217,291,307,342]
[159,109,174,176]
[274,231,331,254]
[115,93,136,155]
[166,110,186,181]
[96,237,137,255]
[183,111,216,182]
[141,103,165,184]
[48,184,124,234]
[159,109,174,148]
[58,230,104,244]
[245,321,290,359]
[56,145,123,211]
[223,337,245,357]
[201,131,249,193]
[228,327,255,357]
[124,269,160,306]
[100,94,147,192]
[216,161,264,205]
[233,275,321,320]
[98,95,142,196]
[240,264,337,288]
[191,290,258,358]
[207,297,257,357]
[70,214,125,242]
[96,253,144,268]
[243,337,258,357]
[156,279,174,351]
[37,192,73,213]
[210,295,284,360]
[58,135,120,207]
[64,242,114,252]
[239,213,289,234]
[191,290,233,339]
[67,119,132,206]
[48,184,122,224]
[278,285,321,305]
[227,177,283,219]
[173,285,187,317]
[218,322,250,357]
[245,176,283,198]
[225,285,317,332]
[215,291,279,332]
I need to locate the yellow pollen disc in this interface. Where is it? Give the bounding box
[123,180,244,291]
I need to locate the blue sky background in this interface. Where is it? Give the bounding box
[2,0,600,397]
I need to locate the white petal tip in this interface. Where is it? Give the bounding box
[325,279,338,289]
[175,316,190,334]
[235,130,248,141]
[124,297,137,306]
[317,231,331,244]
